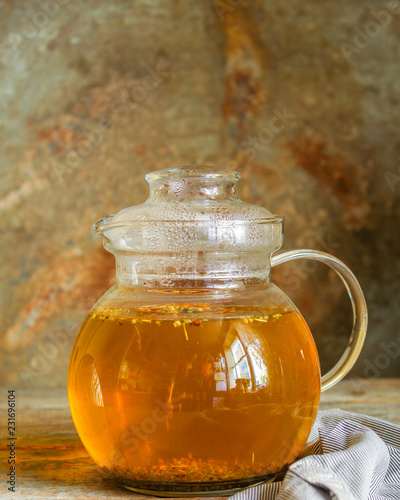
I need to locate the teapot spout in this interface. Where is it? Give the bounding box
[92,215,116,243]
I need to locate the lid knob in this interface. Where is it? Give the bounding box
[146,166,241,202]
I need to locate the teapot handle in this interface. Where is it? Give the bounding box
[271,249,368,392]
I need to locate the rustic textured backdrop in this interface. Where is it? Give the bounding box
[1,0,399,387]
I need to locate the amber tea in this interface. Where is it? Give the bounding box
[68,304,320,493]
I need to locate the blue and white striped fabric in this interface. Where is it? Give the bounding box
[232,409,400,500]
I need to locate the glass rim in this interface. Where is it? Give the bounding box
[93,214,285,234]
[145,165,241,182]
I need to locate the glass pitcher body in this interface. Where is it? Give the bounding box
[68,166,367,496]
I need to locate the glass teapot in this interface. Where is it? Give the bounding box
[68,166,367,496]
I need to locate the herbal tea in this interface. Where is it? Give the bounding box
[68,305,320,492]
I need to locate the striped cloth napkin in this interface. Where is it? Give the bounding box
[232,409,400,500]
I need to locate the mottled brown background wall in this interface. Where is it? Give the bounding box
[1,0,399,387]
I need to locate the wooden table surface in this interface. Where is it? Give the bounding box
[1,378,399,499]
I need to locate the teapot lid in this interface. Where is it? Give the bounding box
[101,165,283,223]
[93,166,284,259]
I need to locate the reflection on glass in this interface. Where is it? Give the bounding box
[222,324,269,394]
